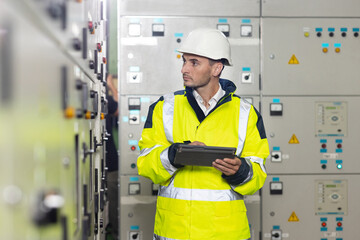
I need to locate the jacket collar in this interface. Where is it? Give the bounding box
[219,78,236,95]
[185,79,236,123]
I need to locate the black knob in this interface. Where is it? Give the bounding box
[329,32,334,37]
[316,32,322,37]
[72,38,82,51]
[272,232,280,238]
[354,32,359,37]
[89,60,95,69]
[132,233,139,239]
[76,79,83,90]
[341,32,346,37]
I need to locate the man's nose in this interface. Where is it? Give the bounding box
[181,62,188,74]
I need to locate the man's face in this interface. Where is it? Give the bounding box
[181,53,214,89]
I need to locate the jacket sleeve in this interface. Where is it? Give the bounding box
[232,105,269,195]
[137,97,179,184]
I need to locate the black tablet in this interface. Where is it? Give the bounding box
[173,144,236,167]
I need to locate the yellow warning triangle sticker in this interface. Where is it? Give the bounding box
[288,54,299,64]
[288,211,299,222]
[289,134,300,144]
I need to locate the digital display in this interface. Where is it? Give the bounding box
[326,184,336,188]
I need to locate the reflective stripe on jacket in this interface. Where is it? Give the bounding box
[138,79,269,240]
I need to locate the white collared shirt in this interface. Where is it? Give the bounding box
[193,83,225,116]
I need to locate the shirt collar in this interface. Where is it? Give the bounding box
[193,83,225,105]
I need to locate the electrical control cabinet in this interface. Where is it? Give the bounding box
[260,9,360,240]
[0,1,108,239]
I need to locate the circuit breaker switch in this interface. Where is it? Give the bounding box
[271,151,282,162]
[271,229,282,240]
[129,111,140,125]
[241,72,252,84]
[127,72,142,83]
[129,231,140,240]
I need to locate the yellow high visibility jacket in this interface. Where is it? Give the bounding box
[137,79,269,240]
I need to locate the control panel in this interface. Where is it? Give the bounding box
[315,179,348,215]
[315,102,347,137]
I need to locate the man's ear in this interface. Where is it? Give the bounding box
[212,62,224,77]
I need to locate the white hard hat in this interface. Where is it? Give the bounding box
[177,28,232,66]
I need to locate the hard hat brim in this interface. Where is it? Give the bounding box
[177,49,232,66]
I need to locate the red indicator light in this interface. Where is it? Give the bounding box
[321,222,327,227]
[321,144,327,149]
[131,146,136,151]
[337,144,342,149]
[337,222,342,227]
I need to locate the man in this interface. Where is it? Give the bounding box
[137,28,269,240]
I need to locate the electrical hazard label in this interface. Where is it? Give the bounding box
[288,54,299,64]
[288,211,299,222]
[289,134,300,144]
